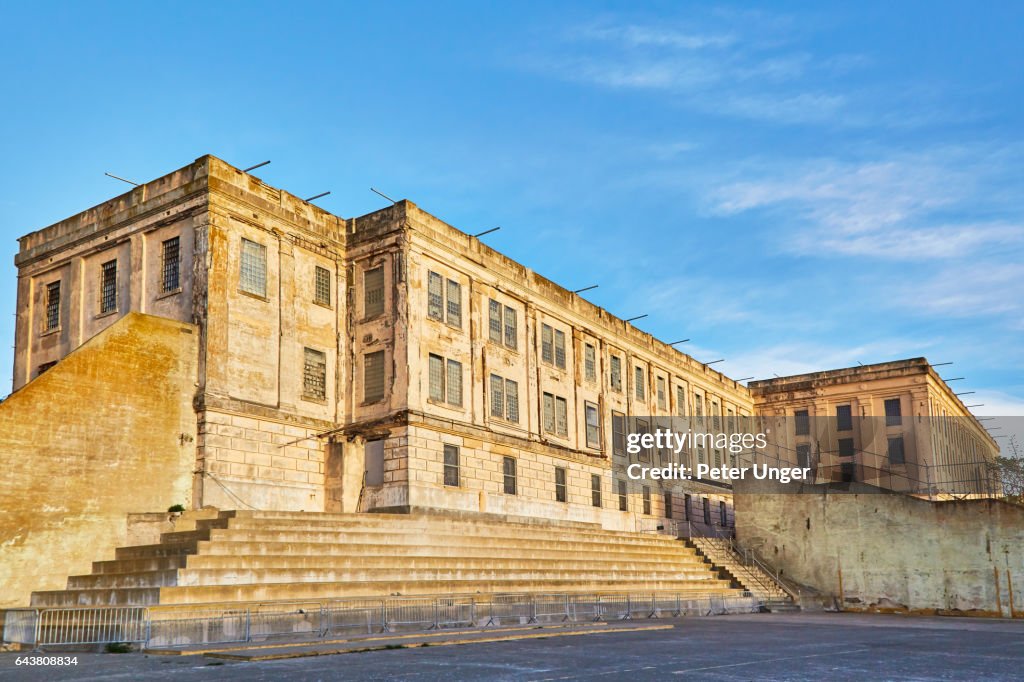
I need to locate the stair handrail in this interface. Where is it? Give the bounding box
[729,538,802,601]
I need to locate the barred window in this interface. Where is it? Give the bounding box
[676,385,687,417]
[611,411,626,456]
[635,366,645,401]
[636,418,650,462]
[664,493,673,519]
[657,376,667,410]
[554,329,566,369]
[541,324,553,364]
[617,479,628,511]
[161,237,180,293]
[584,343,596,382]
[703,497,711,525]
[585,401,601,449]
[543,393,555,434]
[887,436,905,465]
[429,354,445,402]
[488,299,502,343]
[444,444,460,487]
[885,398,902,427]
[364,266,385,318]
[720,501,728,526]
[795,409,810,435]
[642,486,651,515]
[505,379,519,423]
[427,271,444,320]
[838,438,855,458]
[555,396,568,437]
[363,350,385,403]
[45,281,60,331]
[610,355,622,392]
[446,359,462,406]
[555,467,567,503]
[503,456,517,495]
[836,404,853,432]
[314,265,331,306]
[591,474,602,508]
[503,305,517,349]
[240,238,267,297]
[490,373,504,418]
[302,347,327,401]
[99,260,117,313]
[446,279,461,327]
[796,444,811,468]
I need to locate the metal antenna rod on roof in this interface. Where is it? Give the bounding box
[241,161,271,173]
[573,285,599,294]
[371,187,397,204]
[305,191,331,202]
[104,172,139,187]
[706,359,725,366]
[668,339,690,346]
[474,227,501,238]
[624,314,648,323]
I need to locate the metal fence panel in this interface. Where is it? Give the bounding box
[2,609,38,646]
[384,597,437,631]
[486,594,534,626]
[533,594,570,623]
[37,607,147,646]
[325,599,385,635]
[435,596,475,629]
[147,610,248,647]
[248,602,323,641]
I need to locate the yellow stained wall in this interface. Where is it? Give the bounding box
[0,313,198,608]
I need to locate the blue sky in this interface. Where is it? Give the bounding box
[1,1,1022,419]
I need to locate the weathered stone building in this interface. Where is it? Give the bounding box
[13,155,749,533]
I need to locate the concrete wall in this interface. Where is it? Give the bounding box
[735,483,1024,617]
[0,313,198,608]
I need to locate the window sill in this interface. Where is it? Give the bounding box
[362,312,385,323]
[238,288,269,302]
[301,395,328,405]
[427,398,464,411]
[360,399,385,407]
[40,327,61,337]
[156,288,182,301]
[95,309,119,320]
[313,300,333,310]
[427,316,463,332]
[487,340,519,354]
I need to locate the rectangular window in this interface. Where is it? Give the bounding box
[611,411,626,456]
[364,350,385,403]
[885,398,902,427]
[503,456,517,495]
[642,486,651,515]
[676,386,687,417]
[703,498,711,525]
[364,266,385,318]
[796,444,811,468]
[795,409,810,436]
[161,236,181,293]
[488,299,502,343]
[490,373,504,418]
[446,359,462,406]
[427,271,444,320]
[684,494,692,520]
[314,265,331,306]
[505,379,519,423]
[584,343,596,382]
[45,281,60,331]
[838,438,855,458]
[635,366,645,401]
[591,474,602,508]
[836,404,853,432]
[443,444,460,487]
[543,393,555,434]
[656,376,667,410]
[555,467,567,503]
[503,305,517,349]
[888,436,906,465]
[636,418,650,462]
[541,324,553,364]
[585,401,601,449]
[554,329,566,369]
[554,396,568,437]
[302,347,327,401]
[240,238,267,297]
[100,259,117,313]
[720,501,728,526]
[610,355,622,392]
[617,479,628,511]
[664,493,673,519]
[428,354,461,406]
[446,279,461,327]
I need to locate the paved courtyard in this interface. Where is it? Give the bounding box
[2,612,1023,681]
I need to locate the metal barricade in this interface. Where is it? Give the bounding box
[532,594,571,623]
[486,594,534,626]
[147,609,248,647]
[36,607,147,646]
[568,594,603,622]
[435,596,475,629]
[384,597,438,631]
[2,609,38,646]
[324,599,385,635]
[248,602,323,640]
[597,594,632,621]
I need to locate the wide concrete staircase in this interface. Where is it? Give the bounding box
[687,537,798,612]
[31,511,744,608]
